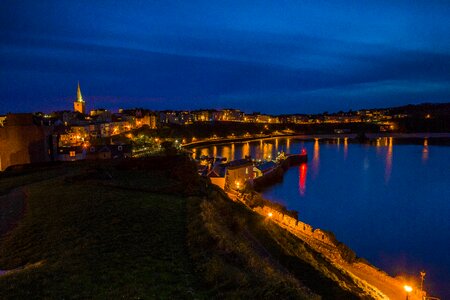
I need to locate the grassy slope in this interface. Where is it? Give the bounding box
[188,188,372,299]
[0,158,372,299]
[0,164,70,195]
[0,163,202,299]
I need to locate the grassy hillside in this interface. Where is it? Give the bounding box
[0,156,372,299]
[0,160,203,299]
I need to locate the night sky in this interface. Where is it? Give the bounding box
[1,0,450,114]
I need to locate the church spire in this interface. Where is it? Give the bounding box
[77,81,84,102]
[74,81,86,114]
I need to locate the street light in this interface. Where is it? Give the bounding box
[420,271,426,293]
[404,285,413,300]
[235,181,240,191]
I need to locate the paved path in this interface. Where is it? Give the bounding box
[0,188,26,238]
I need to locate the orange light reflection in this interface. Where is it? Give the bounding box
[422,138,429,163]
[242,142,250,158]
[312,138,320,177]
[385,137,393,183]
[231,143,235,160]
[221,146,231,162]
[343,137,348,160]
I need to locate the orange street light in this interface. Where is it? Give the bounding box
[268,212,273,218]
[404,285,413,300]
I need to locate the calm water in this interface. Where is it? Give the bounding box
[195,138,450,298]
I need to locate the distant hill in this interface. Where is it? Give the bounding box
[387,102,450,116]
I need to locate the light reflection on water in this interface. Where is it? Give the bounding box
[422,138,429,163]
[299,163,307,196]
[344,137,348,159]
[195,137,450,298]
[312,138,320,178]
[385,137,393,183]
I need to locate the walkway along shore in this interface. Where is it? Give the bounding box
[224,159,425,300]
[249,204,423,300]
[182,132,450,149]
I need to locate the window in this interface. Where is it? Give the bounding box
[69,151,76,157]
[245,167,248,174]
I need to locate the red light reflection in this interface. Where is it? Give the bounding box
[299,163,307,196]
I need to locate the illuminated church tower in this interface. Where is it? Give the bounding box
[73,82,86,114]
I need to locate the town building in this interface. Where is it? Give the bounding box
[86,144,132,160]
[0,115,6,127]
[90,109,112,122]
[57,145,86,161]
[135,112,158,128]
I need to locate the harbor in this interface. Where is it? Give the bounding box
[191,136,449,298]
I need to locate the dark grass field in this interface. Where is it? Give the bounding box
[0,177,203,298]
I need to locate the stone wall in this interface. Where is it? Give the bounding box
[0,114,52,171]
[253,205,334,247]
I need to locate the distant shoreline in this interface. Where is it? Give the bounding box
[183,132,450,149]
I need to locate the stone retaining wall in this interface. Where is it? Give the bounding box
[253,205,334,246]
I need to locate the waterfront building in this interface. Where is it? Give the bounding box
[256,114,269,123]
[192,110,213,122]
[243,114,257,123]
[220,109,244,122]
[224,159,254,191]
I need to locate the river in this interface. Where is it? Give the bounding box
[193,137,450,299]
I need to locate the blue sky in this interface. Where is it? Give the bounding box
[1,0,450,114]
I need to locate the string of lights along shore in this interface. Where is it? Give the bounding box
[0,82,448,172]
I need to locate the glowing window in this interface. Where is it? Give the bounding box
[69,151,76,157]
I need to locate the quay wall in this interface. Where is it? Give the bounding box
[252,154,307,191]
